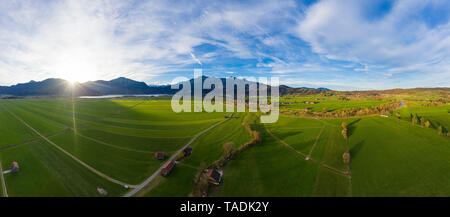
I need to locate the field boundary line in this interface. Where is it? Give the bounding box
[75,131,158,154]
[123,114,234,197]
[322,163,350,177]
[265,124,351,178]
[0,101,146,152]
[347,163,353,196]
[0,128,71,152]
[0,161,8,197]
[263,125,308,159]
[2,104,138,188]
[84,125,192,139]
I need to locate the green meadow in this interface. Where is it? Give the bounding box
[0,93,449,197]
[280,95,389,112]
[213,113,450,196]
[0,98,226,196]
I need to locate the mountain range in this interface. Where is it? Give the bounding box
[0,77,330,97]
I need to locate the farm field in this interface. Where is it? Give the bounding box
[139,113,253,197]
[396,103,450,130]
[280,95,390,112]
[212,110,450,196]
[0,98,228,196]
[0,93,448,197]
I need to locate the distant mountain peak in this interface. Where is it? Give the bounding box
[0,76,332,97]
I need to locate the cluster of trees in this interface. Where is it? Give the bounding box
[193,114,262,197]
[282,101,401,118]
[437,125,449,138]
[211,122,261,169]
[410,113,449,138]
[411,113,433,128]
[341,122,348,140]
[422,99,449,107]
[338,96,350,101]
[193,162,209,197]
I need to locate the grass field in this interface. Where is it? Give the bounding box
[280,95,389,112]
[140,113,253,196]
[397,103,450,130]
[0,98,227,196]
[212,112,449,196]
[0,94,448,197]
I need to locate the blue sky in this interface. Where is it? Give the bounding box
[0,0,449,90]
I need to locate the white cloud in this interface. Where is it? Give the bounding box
[0,0,299,85]
[297,0,450,85]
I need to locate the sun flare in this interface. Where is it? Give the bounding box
[52,48,99,84]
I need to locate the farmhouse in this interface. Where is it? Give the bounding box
[205,169,222,185]
[161,160,175,176]
[11,161,19,173]
[154,152,166,160]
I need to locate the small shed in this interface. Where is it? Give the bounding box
[97,187,108,196]
[154,152,166,160]
[11,162,19,173]
[161,161,175,177]
[183,147,193,157]
[205,169,222,185]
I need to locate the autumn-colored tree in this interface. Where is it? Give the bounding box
[341,122,348,139]
[420,117,425,126]
[437,125,444,135]
[193,176,210,197]
[342,152,351,165]
[341,129,348,140]
[412,115,418,126]
[223,142,235,159]
[425,121,431,128]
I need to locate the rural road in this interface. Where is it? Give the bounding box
[2,104,138,188]
[123,114,234,197]
[0,101,145,152]
[0,162,8,197]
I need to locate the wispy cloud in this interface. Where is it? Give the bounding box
[296,0,450,88]
[0,0,448,90]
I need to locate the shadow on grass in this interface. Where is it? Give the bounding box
[275,130,303,139]
[347,118,361,137]
[349,140,365,158]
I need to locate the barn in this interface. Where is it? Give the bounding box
[161,161,175,177]
[11,162,19,173]
[205,169,222,185]
[154,152,166,160]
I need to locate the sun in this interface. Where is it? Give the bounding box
[52,48,98,84]
[59,60,96,84]
[65,73,89,84]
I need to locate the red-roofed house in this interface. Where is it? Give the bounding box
[11,162,19,173]
[154,152,166,160]
[161,161,175,177]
